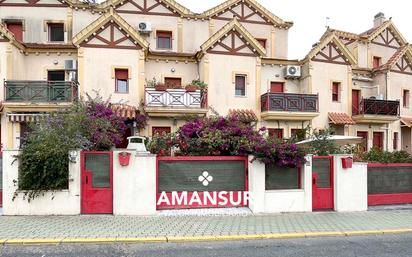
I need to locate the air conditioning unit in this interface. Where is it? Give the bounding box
[284,65,301,78]
[138,22,152,33]
[64,60,77,70]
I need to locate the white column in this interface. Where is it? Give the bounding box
[333,154,368,212]
[113,151,157,215]
[248,156,265,214]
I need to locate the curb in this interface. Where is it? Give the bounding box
[2,229,412,245]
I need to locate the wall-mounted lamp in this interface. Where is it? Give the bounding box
[171,68,176,73]
[68,151,78,163]
[53,60,59,65]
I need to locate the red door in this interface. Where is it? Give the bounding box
[270,82,284,93]
[312,156,334,210]
[352,90,360,115]
[373,132,384,150]
[81,152,113,214]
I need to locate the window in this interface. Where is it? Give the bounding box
[403,89,410,108]
[332,82,340,102]
[373,56,381,69]
[157,31,172,49]
[256,38,267,49]
[115,69,129,93]
[235,75,246,96]
[152,127,171,136]
[270,82,284,93]
[5,21,23,41]
[48,23,64,42]
[268,128,283,140]
[357,131,368,152]
[291,129,303,139]
[393,132,398,150]
[164,77,182,88]
[47,70,65,81]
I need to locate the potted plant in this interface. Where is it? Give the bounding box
[145,77,157,88]
[191,79,208,90]
[155,82,167,91]
[185,84,198,92]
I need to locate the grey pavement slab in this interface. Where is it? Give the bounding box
[0,210,411,240]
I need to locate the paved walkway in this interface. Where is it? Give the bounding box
[0,210,411,244]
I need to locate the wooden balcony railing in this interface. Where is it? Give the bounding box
[261,93,318,112]
[4,80,78,103]
[353,98,400,116]
[145,88,207,109]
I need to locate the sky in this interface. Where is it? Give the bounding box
[98,0,412,59]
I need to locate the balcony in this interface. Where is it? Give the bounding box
[260,92,319,121]
[352,98,400,123]
[144,88,208,117]
[4,80,78,103]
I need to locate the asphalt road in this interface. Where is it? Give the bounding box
[0,234,411,257]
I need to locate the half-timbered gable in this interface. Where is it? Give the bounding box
[203,0,292,28]
[365,22,407,49]
[199,19,266,58]
[0,0,70,7]
[73,9,149,51]
[306,34,357,66]
[375,46,412,75]
[108,0,193,17]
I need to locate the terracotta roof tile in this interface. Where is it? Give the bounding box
[328,112,356,125]
[229,109,258,123]
[110,104,139,119]
[23,43,77,49]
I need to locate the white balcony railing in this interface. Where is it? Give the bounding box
[145,88,205,108]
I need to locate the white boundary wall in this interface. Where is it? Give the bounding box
[249,155,313,213]
[113,151,157,215]
[2,150,81,215]
[333,155,368,212]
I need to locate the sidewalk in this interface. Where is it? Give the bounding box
[0,210,411,244]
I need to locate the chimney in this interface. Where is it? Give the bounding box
[374,12,386,28]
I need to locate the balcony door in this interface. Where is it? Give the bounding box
[373,132,384,150]
[48,70,65,81]
[270,82,284,93]
[352,90,361,115]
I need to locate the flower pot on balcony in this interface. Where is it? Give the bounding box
[118,152,131,166]
[185,85,198,92]
[155,84,167,91]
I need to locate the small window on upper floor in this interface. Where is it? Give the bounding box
[235,75,246,97]
[48,23,64,42]
[373,56,381,69]
[157,31,172,49]
[5,21,23,41]
[256,38,267,49]
[115,69,129,93]
[332,82,340,102]
[403,89,410,108]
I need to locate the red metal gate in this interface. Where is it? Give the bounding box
[312,156,334,210]
[81,152,113,214]
[368,163,412,206]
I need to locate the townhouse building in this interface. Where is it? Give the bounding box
[0,0,411,153]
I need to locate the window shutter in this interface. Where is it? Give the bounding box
[115,69,128,80]
[6,23,23,41]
